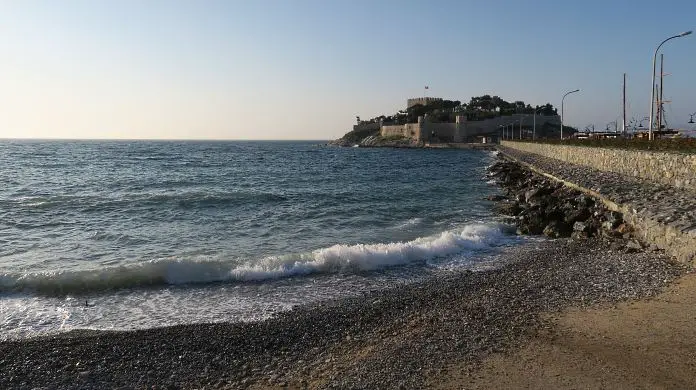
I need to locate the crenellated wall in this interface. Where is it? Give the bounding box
[380,114,560,143]
[501,141,696,189]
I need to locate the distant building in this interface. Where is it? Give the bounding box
[407,97,443,109]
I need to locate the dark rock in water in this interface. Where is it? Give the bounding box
[525,186,553,203]
[493,201,521,216]
[524,188,541,202]
[487,194,506,201]
[527,194,551,208]
[521,209,547,235]
[487,157,642,247]
[543,220,571,238]
[515,191,526,203]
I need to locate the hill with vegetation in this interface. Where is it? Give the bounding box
[332,95,562,146]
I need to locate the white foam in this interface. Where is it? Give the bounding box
[394,217,424,229]
[0,224,510,295]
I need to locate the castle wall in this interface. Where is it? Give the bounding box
[378,114,561,143]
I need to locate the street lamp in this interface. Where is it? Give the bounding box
[561,89,580,140]
[532,106,544,140]
[649,30,692,140]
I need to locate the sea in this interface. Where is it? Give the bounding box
[0,140,524,340]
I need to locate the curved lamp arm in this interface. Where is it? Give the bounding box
[649,31,692,139]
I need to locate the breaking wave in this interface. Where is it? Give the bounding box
[0,224,510,296]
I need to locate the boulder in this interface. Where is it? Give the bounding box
[575,194,595,208]
[565,207,591,224]
[571,230,589,240]
[493,201,521,216]
[543,220,571,238]
[573,221,588,232]
[625,240,643,253]
[609,239,627,251]
[604,211,623,229]
[521,209,547,234]
[524,188,541,202]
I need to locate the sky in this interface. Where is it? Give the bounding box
[0,0,694,140]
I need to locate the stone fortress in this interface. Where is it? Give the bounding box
[373,97,561,143]
[407,97,443,109]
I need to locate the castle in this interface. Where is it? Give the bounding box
[356,97,562,143]
[407,97,443,109]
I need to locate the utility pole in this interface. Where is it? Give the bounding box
[622,73,627,136]
[657,54,664,133]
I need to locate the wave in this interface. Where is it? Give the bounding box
[393,217,424,230]
[0,224,510,296]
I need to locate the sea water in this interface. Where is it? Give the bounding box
[0,140,519,340]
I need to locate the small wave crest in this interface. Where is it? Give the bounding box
[393,217,424,230]
[0,224,510,296]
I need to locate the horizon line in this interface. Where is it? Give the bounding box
[0,137,332,142]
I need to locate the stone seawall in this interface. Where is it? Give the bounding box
[499,144,696,265]
[501,141,696,189]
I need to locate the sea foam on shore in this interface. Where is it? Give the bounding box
[1,223,513,296]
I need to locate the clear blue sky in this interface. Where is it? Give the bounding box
[1,0,694,139]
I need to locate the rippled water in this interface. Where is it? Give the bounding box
[0,140,517,339]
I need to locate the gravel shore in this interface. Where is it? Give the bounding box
[1,157,686,389]
[1,239,683,389]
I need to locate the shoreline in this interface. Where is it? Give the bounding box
[327,138,496,150]
[0,238,682,389]
[2,153,690,389]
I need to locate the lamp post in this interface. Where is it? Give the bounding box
[519,117,524,139]
[648,31,692,140]
[532,107,541,140]
[561,89,580,140]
